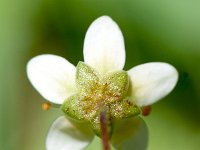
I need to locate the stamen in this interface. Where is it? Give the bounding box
[100,107,110,150]
[42,102,51,110]
[142,105,152,116]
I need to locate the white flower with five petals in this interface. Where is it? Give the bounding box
[27,16,178,150]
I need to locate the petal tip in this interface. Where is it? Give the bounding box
[93,15,114,23]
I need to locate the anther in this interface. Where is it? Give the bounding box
[42,102,52,110]
[142,105,152,116]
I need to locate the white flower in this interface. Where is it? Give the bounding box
[27,16,178,150]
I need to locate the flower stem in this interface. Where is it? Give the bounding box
[100,107,110,150]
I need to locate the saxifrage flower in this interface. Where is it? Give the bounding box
[27,16,178,150]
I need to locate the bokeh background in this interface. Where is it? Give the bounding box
[0,0,200,150]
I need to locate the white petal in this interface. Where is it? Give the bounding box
[46,117,94,150]
[128,62,178,106]
[83,16,125,74]
[27,54,76,104]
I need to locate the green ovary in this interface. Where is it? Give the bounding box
[61,62,141,136]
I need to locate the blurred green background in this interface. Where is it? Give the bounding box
[0,0,200,150]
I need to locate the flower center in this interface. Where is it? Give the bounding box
[62,62,141,136]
